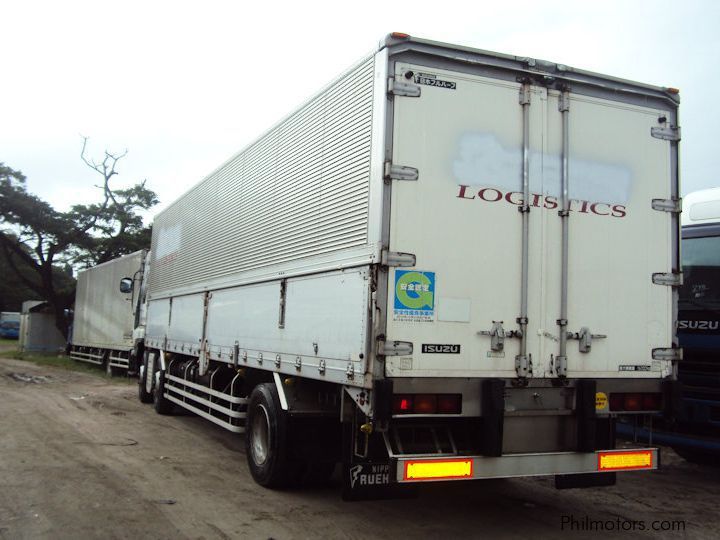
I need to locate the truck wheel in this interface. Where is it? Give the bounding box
[138,353,154,404]
[245,383,297,488]
[153,371,174,415]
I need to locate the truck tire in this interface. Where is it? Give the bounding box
[138,353,154,404]
[153,370,174,415]
[245,383,297,488]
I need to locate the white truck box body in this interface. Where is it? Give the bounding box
[386,62,674,380]
[145,36,679,392]
[73,250,146,351]
[146,56,380,385]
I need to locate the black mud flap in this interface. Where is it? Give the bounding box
[340,423,416,501]
[576,379,597,452]
[555,472,617,489]
[341,461,415,501]
[481,378,505,456]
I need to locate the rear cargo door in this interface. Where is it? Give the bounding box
[385,62,674,380]
[541,89,674,379]
[385,64,546,378]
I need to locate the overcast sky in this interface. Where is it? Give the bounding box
[2,0,717,219]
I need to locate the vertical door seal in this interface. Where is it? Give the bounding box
[516,80,532,379]
[556,87,571,378]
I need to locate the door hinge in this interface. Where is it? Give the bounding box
[652,347,683,361]
[381,250,416,267]
[558,91,570,112]
[651,125,681,142]
[384,162,419,181]
[652,198,682,213]
[388,78,421,97]
[515,354,532,377]
[652,272,683,287]
[519,83,531,105]
[377,340,413,357]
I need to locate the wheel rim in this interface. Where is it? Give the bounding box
[251,404,271,465]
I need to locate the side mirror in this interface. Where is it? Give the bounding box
[119,278,134,294]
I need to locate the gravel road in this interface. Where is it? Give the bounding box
[1,356,718,539]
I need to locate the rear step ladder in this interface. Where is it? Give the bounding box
[382,424,460,458]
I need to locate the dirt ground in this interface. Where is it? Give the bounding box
[1,355,719,540]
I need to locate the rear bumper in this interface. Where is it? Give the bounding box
[393,448,658,483]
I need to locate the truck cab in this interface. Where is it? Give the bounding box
[673,189,720,461]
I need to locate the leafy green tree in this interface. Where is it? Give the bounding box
[0,238,75,313]
[0,140,158,336]
[0,240,44,312]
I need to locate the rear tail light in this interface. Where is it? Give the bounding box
[437,394,462,414]
[608,392,662,412]
[642,393,662,410]
[392,394,462,415]
[624,393,642,411]
[413,394,437,414]
[393,395,413,413]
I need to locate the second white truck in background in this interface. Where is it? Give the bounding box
[69,250,147,375]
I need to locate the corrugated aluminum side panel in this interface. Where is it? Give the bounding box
[72,251,144,350]
[148,56,376,297]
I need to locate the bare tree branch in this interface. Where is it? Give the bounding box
[78,135,124,232]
